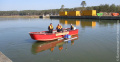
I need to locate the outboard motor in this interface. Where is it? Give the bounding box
[74,27,76,30]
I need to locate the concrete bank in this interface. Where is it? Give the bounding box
[0,51,12,62]
[48,16,120,20]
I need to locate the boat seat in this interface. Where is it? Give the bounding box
[63,30,67,31]
[53,30,57,33]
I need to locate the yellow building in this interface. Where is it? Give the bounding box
[81,10,96,16]
[59,11,67,16]
[67,11,80,16]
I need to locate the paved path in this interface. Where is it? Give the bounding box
[0,51,12,62]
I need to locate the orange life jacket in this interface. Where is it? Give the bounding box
[59,46,63,51]
[50,48,54,52]
[49,25,53,29]
[56,25,62,29]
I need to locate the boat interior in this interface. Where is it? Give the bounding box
[30,28,72,34]
[42,28,71,34]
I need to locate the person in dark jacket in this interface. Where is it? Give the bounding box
[48,23,53,33]
[70,24,74,30]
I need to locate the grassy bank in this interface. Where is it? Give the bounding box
[0,15,39,18]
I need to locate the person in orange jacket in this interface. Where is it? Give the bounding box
[56,24,63,32]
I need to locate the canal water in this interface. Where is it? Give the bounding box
[0,18,119,62]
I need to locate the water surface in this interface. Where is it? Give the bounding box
[0,18,119,62]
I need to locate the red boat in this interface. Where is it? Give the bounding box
[29,28,78,41]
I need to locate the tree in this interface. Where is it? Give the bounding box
[109,4,116,12]
[86,7,93,10]
[0,4,120,16]
[116,5,120,13]
[60,5,64,11]
[104,4,110,12]
[81,1,86,10]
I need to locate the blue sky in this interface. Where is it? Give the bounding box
[0,0,119,11]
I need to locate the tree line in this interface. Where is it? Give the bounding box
[0,4,120,16]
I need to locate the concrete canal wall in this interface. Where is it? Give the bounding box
[47,16,120,20]
[0,51,12,62]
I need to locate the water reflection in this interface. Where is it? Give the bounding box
[31,35,78,54]
[98,20,118,26]
[80,21,96,28]
[59,19,96,28]
[59,19,80,26]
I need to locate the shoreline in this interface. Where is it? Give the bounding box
[0,15,39,18]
